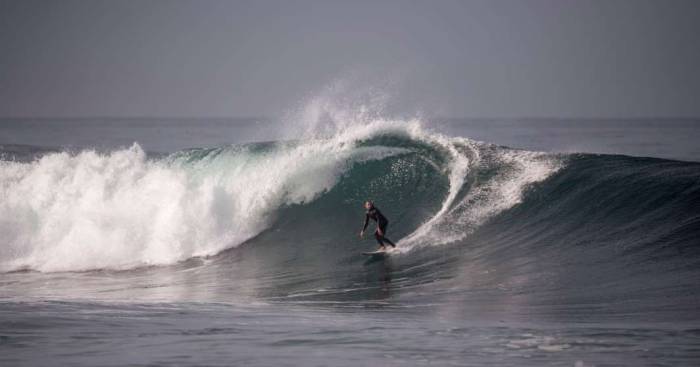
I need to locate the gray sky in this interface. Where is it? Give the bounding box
[1,0,699,118]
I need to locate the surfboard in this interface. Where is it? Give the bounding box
[362,250,388,256]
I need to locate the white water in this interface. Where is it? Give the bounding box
[0,120,413,272]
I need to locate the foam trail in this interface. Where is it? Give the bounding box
[398,142,562,250]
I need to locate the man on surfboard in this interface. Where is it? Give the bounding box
[360,201,396,251]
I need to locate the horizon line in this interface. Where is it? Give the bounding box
[2,115,700,121]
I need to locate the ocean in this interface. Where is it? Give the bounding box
[1,117,699,366]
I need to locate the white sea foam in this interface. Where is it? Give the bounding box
[0,125,408,272]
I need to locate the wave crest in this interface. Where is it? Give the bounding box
[0,119,561,272]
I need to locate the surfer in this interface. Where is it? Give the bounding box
[360,201,396,251]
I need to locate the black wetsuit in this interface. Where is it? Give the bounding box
[362,206,396,248]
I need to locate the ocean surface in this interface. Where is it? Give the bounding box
[1,117,699,366]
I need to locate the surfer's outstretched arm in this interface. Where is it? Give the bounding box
[360,214,370,237]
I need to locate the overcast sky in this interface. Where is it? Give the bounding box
[1,0,699,118]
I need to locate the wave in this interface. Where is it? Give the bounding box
[1,118,698,280]
[0,120,517,271]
